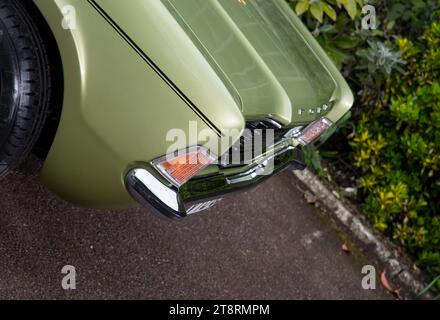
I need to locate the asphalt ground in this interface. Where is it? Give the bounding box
[0,167,390,299]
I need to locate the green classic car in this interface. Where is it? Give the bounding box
[0,0,353,219]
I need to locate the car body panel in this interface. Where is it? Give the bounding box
[33,0,243,208]
[92,0,245,132]
[32,0,353,209]
[165,0,337,124]
[97,0,348,126]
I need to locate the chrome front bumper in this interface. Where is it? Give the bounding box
[125,140,305,219]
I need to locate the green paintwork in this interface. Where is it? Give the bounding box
[165,0,336,124]
[32,0,353,209]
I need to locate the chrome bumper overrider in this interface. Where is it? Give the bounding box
[125,141,305,219]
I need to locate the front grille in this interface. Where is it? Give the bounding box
[220,119,291,168]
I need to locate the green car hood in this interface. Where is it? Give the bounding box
[95,0,341,125]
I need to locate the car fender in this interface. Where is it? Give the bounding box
[33,0,244,208]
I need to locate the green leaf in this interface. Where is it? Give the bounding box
[322,3,337,21]
[332,35,359,49]
[295,0,309,16]
[387,20,396,30]
[343,0,358,20]
[310,2,324,23]
[319,24,335,33]
[418,274,440,296]
[304,145,325,177]
[322,44,350,68]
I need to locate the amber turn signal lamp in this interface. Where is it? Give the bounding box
[152,146,217,187]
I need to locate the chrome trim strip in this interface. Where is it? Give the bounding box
[227,146,295,184]
[125,168,185,219]
[125,142,306,219]
[262,118,283,129]
[130,169,180,211]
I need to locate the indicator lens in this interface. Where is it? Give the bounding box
[298,118,333,145]
[152,146,217,187]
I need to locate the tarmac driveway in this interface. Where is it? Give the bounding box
[0,167,390,299]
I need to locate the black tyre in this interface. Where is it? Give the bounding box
[0,0,54,178]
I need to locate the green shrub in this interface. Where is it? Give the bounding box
[352,22,440,291]
[288,0,440,293]
[291,0,363,22]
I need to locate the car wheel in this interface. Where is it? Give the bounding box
[0,0,53,178]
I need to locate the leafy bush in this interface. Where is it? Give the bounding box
[292,0,363,22]
[288,0,440,293]
[352,23,440,289]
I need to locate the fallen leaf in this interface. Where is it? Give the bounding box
[381,270,394,292]
[341,243,350,254]
[392,288,404,300]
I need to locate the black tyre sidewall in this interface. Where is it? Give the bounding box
[0,0,51,177]
[0,16,20,148]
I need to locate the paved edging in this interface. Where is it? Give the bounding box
[292,168,428,297]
